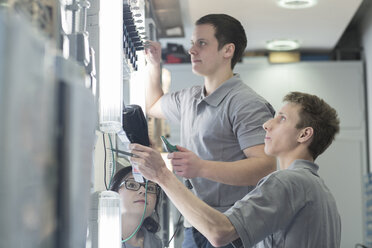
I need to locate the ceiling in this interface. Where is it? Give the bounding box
[156,0,364,52]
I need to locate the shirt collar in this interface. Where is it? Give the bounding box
[198,74,242,107]
[289,159,319,176]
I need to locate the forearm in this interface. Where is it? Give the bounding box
[158,169,238,246]
[199,156,276,186]
[145,64,163,116]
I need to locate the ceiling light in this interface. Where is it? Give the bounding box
[277,0,318,9]
[266,39,300,51]
[269,52,300,63]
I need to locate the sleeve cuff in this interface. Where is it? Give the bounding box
[224,211,252,248]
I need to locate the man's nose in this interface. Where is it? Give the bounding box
[263,119,272,131]
[188,45,197,55]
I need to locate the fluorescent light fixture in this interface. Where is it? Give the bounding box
[277,0,318,9]
[266,39,300,51]
[98,191,122,248]
[98,0,123,133]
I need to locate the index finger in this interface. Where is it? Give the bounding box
[129,143,152,152]
[144,40,159,49]
[168,151,186,159]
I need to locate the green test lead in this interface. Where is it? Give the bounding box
[160,136,179,153]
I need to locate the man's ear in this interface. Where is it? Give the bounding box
[223,43,235,58]
[298,127,314,143]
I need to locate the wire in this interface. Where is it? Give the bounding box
[108,133,116,188]
[102,133,108,190]
[122,180,148,243]
[185,179,193,189]
[165,213,182,247]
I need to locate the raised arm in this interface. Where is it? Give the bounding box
[144,41,165,118]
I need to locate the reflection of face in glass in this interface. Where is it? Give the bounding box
[120,180,159,194]
[118,173,157,218]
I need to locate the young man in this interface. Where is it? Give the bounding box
[145,14,276,247]
[130,92,341,247]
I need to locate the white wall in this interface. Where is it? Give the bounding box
[164,60,366,247]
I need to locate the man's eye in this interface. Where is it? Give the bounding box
[280,116,286,121]
[199,41,206,46]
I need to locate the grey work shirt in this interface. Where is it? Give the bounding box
[161,74,275,215]
[122,227,163,248]
[225,160,341,248]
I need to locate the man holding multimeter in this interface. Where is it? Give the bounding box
[131,91,341,248]
[145,13,276,248]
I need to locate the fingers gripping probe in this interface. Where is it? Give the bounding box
[160,136,193,189]
[107,148,139,157]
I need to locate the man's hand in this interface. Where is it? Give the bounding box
[144,40,162,66]
[129,145,239,246]
[169,146,205,179]
[129,143,169,183]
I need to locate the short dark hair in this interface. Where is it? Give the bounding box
[283,92,340,160]
[110,165,162,233]
[196,14,247,69]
